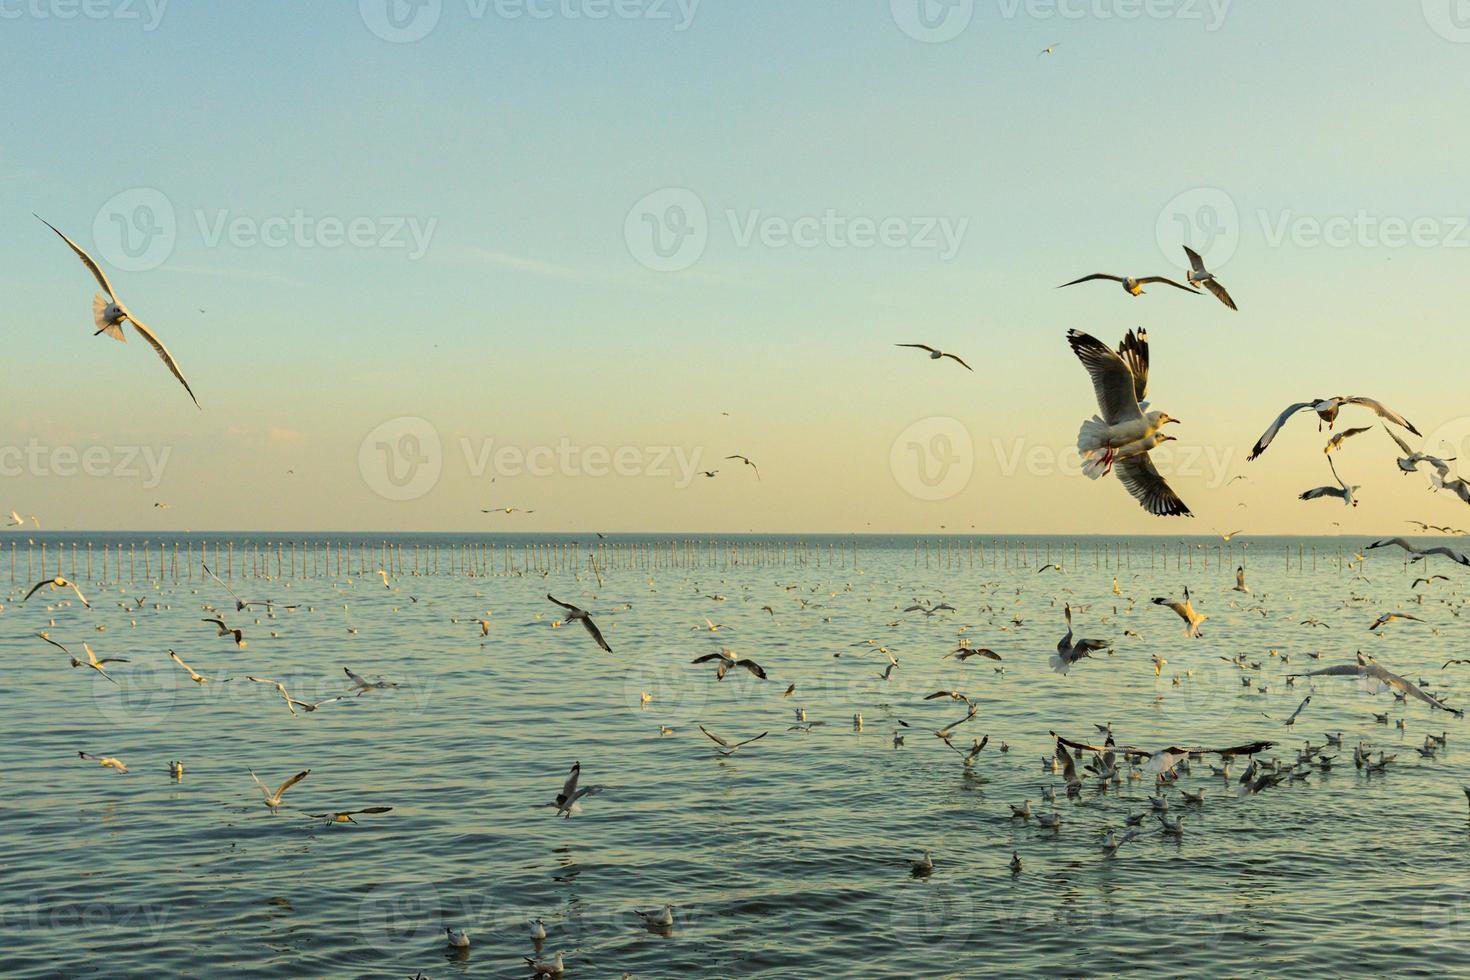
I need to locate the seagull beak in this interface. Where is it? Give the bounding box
[1166,417,1181,425]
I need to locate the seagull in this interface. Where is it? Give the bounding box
[168,649,215,684]
[23,576,90,608]
[895,343,972,372]
[1038,42,1060,56]
[482,506,534,514]
[78,751,128,773]
[1058,272,1196,298]
[531,919,547,941]
[245,676,341,716]
[699,725,768,757]
[1067,328,1189,515]
[446,928,470,948]
[542,761,604,818]
[203,617,248,647]
[1278,696,1311,727]
[524,952,564,976]
[1151,588,1207,638]
[1369,611,1423,631]
[1385,427,1455,478]
[7,510,24,527]
[1288,653,1461,715]
[250,769,310,810]
[1299,456,1359,508]
[1181,245,1237,310]
[1051,603,1110,674]
[690,649,769,680]
[202,562,272,611]
[724,455,761,479]
[910,850,933,875]
[1248,397,1420,460]
[944,646,1002,662]
[1366,538,1470,567]
[635,905,675,927]
[305,806,393,825]
[547,594,612,652]
[343,666,398,694]
[39,633,127,683]
[36,214,200,408]
[1233,566,1250,593]
[1323,426,1372,454]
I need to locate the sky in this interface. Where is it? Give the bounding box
[3,0,1470,534]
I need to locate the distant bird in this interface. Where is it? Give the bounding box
[895,343,972,372]
[1369,611,1423,631]
[23,576,90,608]
[910,850,933,875]
[36,214,200,408]
[446,928,470,948]
[724,455,761,479]
[78,751,128,773]
[1412,576,1449,589]
[306,806,393,825]
[1067,328,1188,516]
[1152,587,1207,638]
[1051,603,1110,674]
[547,594,612,652]
[482,506,534,514]
[202,562,272,612]
[168,649,214,684]
[635,905,675,927]
[1249,397,1419,460]
[1298,456,1359,508]
[945,646,1002,662]
[1233,566,1250,593]
[1366,538,1470,566]
[542,761,604,818]
[344,667,397,694]
[698,725,768,756]
[1038,42,1060,56]
[1059,272,1196,298]
[1289,653,1461,715]
[250,769,310,810]
[1181,245,1237,310]
[690,649,768,680]
[203,617,248,647]
[39,633,127,683]
[6,510,24,527]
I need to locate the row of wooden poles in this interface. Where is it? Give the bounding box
[916,538,1405,573]
[3,538,866,585]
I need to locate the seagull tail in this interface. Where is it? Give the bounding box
[1077,416,1110,453]
[92,294,126,342]
[1048,654,1070,676]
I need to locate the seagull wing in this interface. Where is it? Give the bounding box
[1342,397,1420,436]
[730,731,769,751]
[36,214,117,300]
[1200,277,1237,310]
[546,593,578,613]
[940,352,974,371]
[896,343,938,354]
[123,314,200,409]
[581,615,612,652]
[1135,276,1197,293]
[1058,273,1124,288]
[274,769,310,800]
[1067,330,1146,426]
[1115,455,1192,517]
[1115,328,1149,404]
[1366,537,1414,554]
[1384,425,1415,457]
[22,579,55,603]
[699,725,732,749]
[1249,402,1314,460]
[1181,245,1208,274]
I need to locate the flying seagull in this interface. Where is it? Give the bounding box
[305,806,393,825]
[23,576,90,608]
[251,769,310,810]
[698,725,768,756]
[1248,398,1420,460]
[1323,426,1372,454]
[690,649,768,680]
[1288,653,1460,715]
[202,562,272,612]
[1369,611,1423,631]
[40,633,127,683]
[36,214,200,408]
[546,594,612,652]
[541,761,604,818]
[1366,538,1470,566]
[78,751,128,773]
[1058,272,1196,298]
[203,617,248,648]
[1051,603,1110,675]
[1299,456,1359,507]
[1385,427,1455,478]
[1152,587,1207,638]
[1181,245,1237,310]
[895,343,972,372]
[1068,328,1189,516]
[725,455,761,480]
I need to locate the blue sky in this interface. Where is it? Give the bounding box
[3,1,1470,533]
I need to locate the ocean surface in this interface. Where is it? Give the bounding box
[4,532,1470,979]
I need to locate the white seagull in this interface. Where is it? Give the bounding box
[23,576,91,608]
[1067,328,1189,516]
[1299,457,1359,508]
[1151,587,1207,638]
[1051,603,1110,674]
[1058,272,1196,298]
[547,594,612,652]
[1181,245,1237,310]
[250,768,310,810]
[542,761,604,818]
[698,725,768,757]
[895,343,972,372]
[36,214,200,408]
[1366,538,1470,567]
[1248,398,1419,460]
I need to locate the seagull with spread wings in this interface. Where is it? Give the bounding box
[1067,328,1189,516]
[1366,538,1470,567]
[541,761,605,818]
[23,576,90,608]
[1299,456,1360,508]
[251,768,310,810]
[895,343,972,371]
[546,594,612,652]
[725,455,761,480]
[1058,271,1196,298]
[699,725,768,756]
[1152,586,1207,638]
[1248,397,1419,460]
[39,633,127,683]
[1181,245,1237,310]
[690,648,768,680]
[36,215,200,408]
[1288,652,1460,715]
[1385,427,1455,479]
[1051,603,1110,675]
